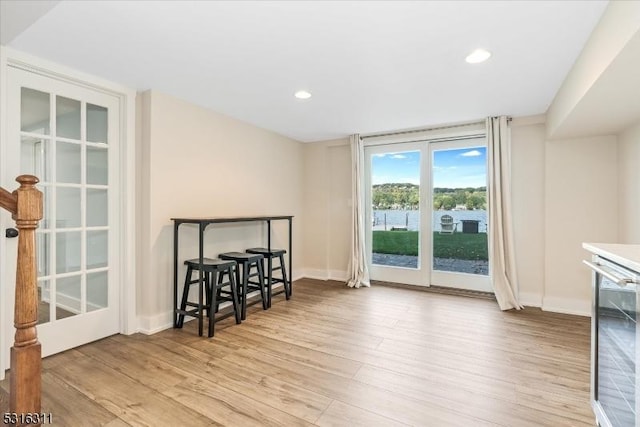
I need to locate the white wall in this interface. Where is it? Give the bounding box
[301,138,350,280]
[546,1,640,138]
[136,90,304,333]
[618,121,640,243]
[328,144,351,278]
[544,135,618,315]
[510,119,619,315]
[510,117,546,307]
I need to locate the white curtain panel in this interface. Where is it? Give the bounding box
[347,134,371,288]
[487,117,522,310]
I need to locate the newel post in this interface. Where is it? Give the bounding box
[7,175,43,418]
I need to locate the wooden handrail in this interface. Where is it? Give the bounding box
[0,175,43,424]
[0,187,17,214]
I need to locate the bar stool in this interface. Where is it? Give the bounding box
[245,248,290,307]
[176,257,241,337]
[218,252,267,320]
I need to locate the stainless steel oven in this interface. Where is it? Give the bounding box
[585,255,640,427]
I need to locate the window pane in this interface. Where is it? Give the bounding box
[87,104,108,143]
[87,271,108,312]
[56,187,81,228]
[21,88,50,134]
[87,189,108,227]
[56,231,81,273]
[40,186,51,230]
[87,230,108,269]
[21,136,50,182]
[87,146,108,185]
[56,141,81,184]
[37,280,51,325]
[56,275,81,317]
[371,151,420,269]
[37,232,50,277]
[56,96,81,140]
[432,147,488,276]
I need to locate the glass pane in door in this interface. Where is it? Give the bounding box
[87,271,108,312]
[18,86,112,322]
[87,146,108,185]
[87,103,108,143]
[56,141,81,183]
[37,280,51,324]
[371,151,420,269]
[56,96,81,140]
[432,147,488,276]
[21,88,50,134]
[20,136,50,181]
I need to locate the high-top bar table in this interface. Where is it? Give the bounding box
[171,216,293,329]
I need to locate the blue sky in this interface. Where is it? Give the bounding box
[371,147,486,188]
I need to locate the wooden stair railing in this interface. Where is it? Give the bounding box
[0,175,43,423]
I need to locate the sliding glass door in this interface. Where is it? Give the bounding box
[365,137,491,292]
[430,139,490,292]
[364,142,429,286]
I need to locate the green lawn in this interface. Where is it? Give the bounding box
[372,230,488,260]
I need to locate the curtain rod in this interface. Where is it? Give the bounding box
[360,117,511,140]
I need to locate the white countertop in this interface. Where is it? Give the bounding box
[583,243,640,272]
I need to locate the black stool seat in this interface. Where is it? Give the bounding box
[219,252,264,262]
[246,247,290,307]
[176,257,241,337]
[246,247,286,256]
[219,251,267,320]
[184,257,236,270]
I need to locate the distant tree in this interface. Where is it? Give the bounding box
[433,195,443,210]
[465,193,485,210]
[453,190,467,205]
[408,191,419,207]
[440,195,455,210]
[374,184,485,211]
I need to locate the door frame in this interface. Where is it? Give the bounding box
[362,126,490,290]
[0,46,137,378]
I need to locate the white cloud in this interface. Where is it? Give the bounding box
[391,154,407,159]
[460,150,482,157]
[373,153,387,158]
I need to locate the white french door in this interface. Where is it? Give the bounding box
[2,66,121,366]
[365,137,491,292]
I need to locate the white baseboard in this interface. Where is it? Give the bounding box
[328,270,349,281]
[542,296,591,317]
[519,292,543,308]
[300,269,329,281]
[297,269,348,282]
[292,273,307,282]
[136,287,284,335]
[520,292,591,317]
[137,311,173,335]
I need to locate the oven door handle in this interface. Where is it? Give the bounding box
[583,260,636,287]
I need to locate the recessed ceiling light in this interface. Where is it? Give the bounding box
[294,90,312,99]
[465,49,491,64]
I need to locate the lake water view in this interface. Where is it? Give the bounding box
[373,209,488,233]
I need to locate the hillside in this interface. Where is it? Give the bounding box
[372,183,486,210]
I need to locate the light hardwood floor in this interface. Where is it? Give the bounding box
[2,279,593,426]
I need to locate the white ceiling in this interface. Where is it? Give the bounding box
[2,1,608,142]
